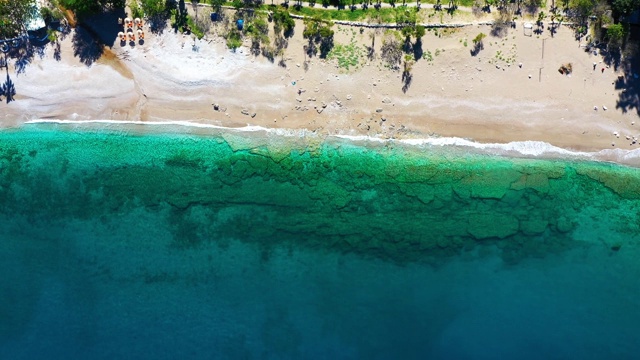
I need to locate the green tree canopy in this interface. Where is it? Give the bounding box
[59,0,125,16]
[303,16,334,57]
[303,16,334,39]
[472,32,486,44]
[395,8,422,41]
[607,23,625,46]
[0,0,36,38]
[612,0,640,17]
[569,0,596,19]
[272,8,295,34]
[140,0,167,18]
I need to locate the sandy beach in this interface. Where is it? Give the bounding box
[3,5,639,154]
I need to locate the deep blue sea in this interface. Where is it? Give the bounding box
[1,125,639,359]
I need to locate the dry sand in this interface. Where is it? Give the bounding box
[3,9,639,154]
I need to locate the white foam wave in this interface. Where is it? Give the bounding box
[401,138,589,157]
[24,119,314,137]
[21,119,640,165]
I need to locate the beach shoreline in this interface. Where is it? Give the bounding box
[2,10,639,161]
[16,119,640,167]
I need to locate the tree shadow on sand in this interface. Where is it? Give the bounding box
[1,73,17,103]
[0,36,47,104]
[72,26,105,66]
[402,69,412,93]
[72,8,126,66]
[613,28,640,116]
[0,54,16,103]
[6,37,46,75]
[470,42,483,56]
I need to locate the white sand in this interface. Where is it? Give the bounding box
[3,11,639,154]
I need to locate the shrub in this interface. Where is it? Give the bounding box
[472,32,486,44]
[226,29,243,50]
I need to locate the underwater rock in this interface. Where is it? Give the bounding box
[520,219,549,235]
[467,213,519,239]
[555,216,574,233]
[577,166,640,199]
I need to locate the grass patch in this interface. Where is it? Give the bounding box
[188,16,205,39]
[422,49,433,62]
[328,32,366,71]
[487,44,518,66]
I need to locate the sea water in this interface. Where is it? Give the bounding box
[0,124,639,359]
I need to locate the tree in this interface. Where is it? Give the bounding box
[141,0,167,18]
[226,29,242,50]
[607,23,625,47]
[612,0,640,18]
[273,8,295,35]
[471,32,485,55]
[0,0,36,38]
[303,16,334,57]
[472,32,486,45]
[395,7,419,43]
[569,0,596,22]
[210,0,223,12]
[130,0,144,18]
[381,33,402,69]
[246,15,270,55]
[536,10,546,33]
[59,0,126,16]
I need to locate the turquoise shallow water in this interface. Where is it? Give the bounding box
[1,125,640,359]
